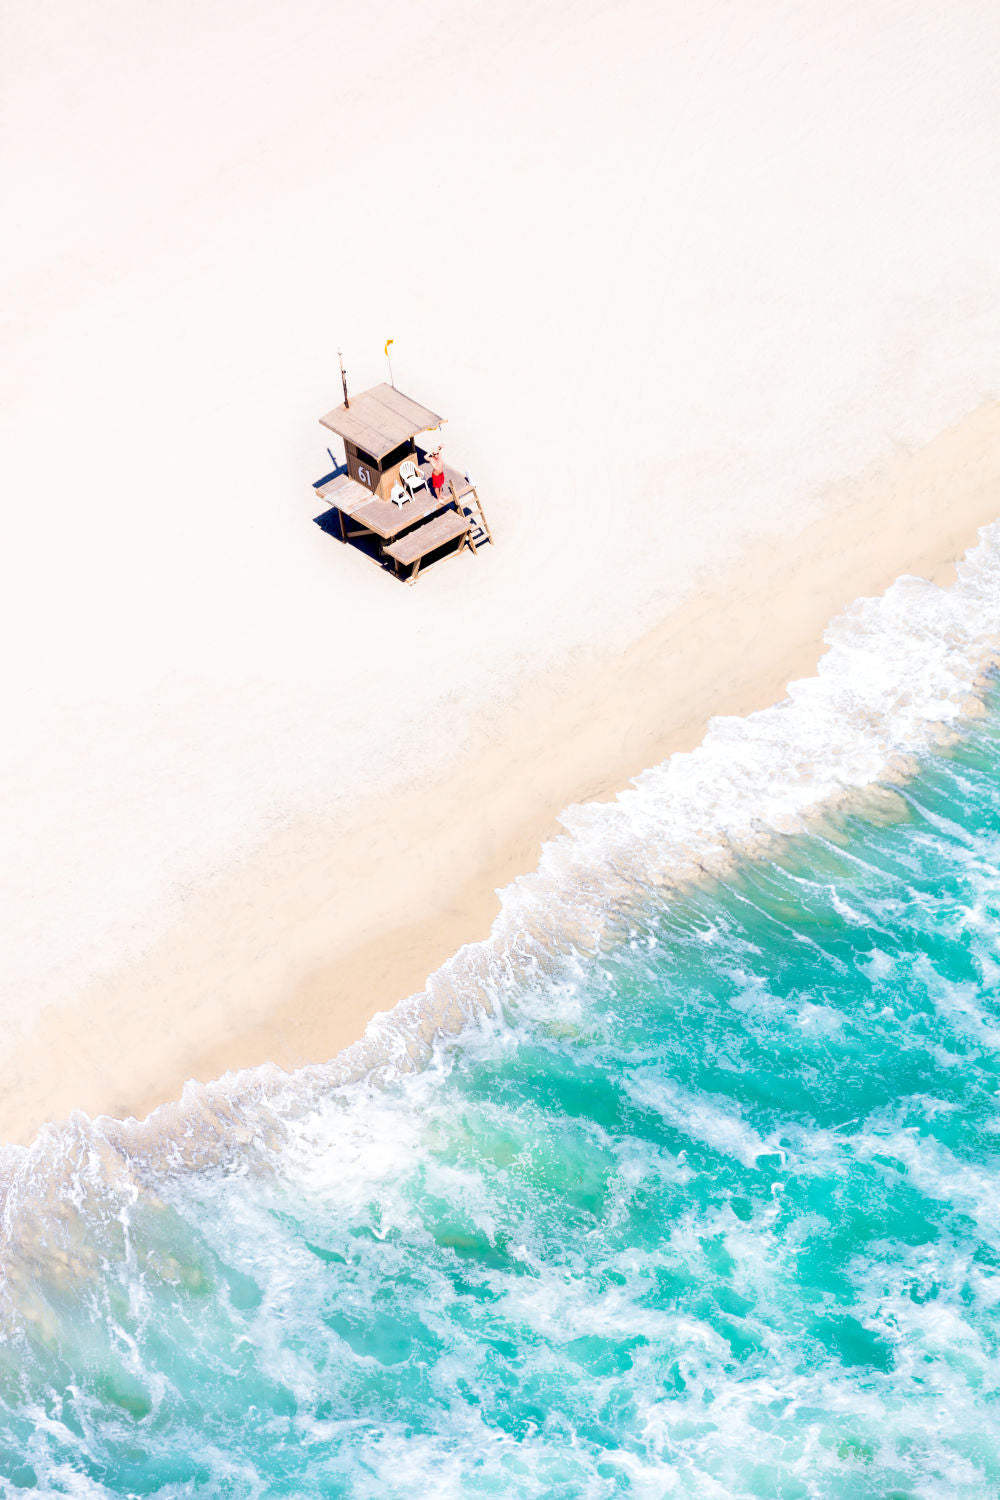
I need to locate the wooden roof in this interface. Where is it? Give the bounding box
[319,383,443,460]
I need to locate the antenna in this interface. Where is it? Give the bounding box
[384,338,395,389]
[338,348,350,408]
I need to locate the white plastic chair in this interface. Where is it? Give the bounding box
[399,459,428,502]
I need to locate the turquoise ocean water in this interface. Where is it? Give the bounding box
[2,527,1000,1497]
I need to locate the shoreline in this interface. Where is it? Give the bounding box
[6,399,1000,1147]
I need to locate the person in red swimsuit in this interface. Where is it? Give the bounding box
[429,446,446,499]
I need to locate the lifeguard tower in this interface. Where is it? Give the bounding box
[313,365,493,584]
[320,382,442,501]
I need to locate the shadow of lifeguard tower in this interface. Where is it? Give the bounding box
[312,372,493,584]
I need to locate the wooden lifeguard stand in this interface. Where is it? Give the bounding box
[319,382,442,500]
[314,372,494,582]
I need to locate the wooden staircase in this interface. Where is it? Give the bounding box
[444,467,494,552]
[462,489,493,551]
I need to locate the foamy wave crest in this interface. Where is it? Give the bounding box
[1,523,999,1193]
[490,521,1000,940]
[408,521,1000,1031]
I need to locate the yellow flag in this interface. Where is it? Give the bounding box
[384,338,394,357]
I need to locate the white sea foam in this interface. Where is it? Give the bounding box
[625,1074,774,1170]
[491,524,1000,938]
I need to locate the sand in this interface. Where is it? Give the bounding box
[4,403,1000,1145]
[2,0,1000,1144]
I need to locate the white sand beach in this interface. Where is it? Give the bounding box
[2,0,1000,1144]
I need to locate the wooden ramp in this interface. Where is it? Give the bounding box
[383,510,472,584]
[313,455,494,584]
[313,471,374,542]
